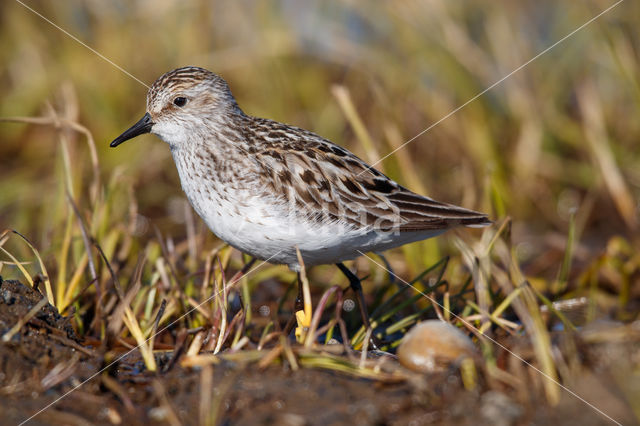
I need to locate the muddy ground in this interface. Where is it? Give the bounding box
[0,277,636,425]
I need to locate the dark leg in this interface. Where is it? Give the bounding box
[336,263,373,332]
[229,257,257,312]
[283,272,304,336]
[294,272,304,312]
[230,257,257,282]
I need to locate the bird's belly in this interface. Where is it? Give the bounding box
[176,165,446,268]
[186,186,445,268]
[189,192,348,266]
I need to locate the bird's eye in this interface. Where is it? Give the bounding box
[173,97,187,107]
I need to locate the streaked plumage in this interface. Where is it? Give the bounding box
[111,66,490,271]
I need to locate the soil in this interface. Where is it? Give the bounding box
[0,278,636,425]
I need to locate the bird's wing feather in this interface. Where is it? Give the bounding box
[246,117,490,232]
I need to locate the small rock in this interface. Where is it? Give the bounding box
[1,288,14,304]
[397,320,476,373]
[480,391,523,426]
[278,413,306,426]
[148,406,170,421]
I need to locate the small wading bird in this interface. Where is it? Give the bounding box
[111,66,490,337]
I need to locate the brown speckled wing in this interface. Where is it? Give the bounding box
[245,117,490,232]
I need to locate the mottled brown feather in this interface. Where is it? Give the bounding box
[241,116,490,232]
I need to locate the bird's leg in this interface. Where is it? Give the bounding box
[294,271,304,312]
[228,257,257,313]
[228,257,257,283]
[283,273,305,336]
[336,262,377,343]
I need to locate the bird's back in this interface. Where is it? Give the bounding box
[242,116,490,234]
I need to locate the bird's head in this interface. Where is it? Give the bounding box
[111,66,240,149]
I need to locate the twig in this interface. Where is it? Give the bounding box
[2,297,48,342]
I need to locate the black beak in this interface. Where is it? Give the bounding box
[110,113,154,147]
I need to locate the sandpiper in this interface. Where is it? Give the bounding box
[111,66,490,331]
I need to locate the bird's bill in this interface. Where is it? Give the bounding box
[110,112,154,147]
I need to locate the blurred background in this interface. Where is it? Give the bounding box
[0,2,639,421]
[0,0,638,290]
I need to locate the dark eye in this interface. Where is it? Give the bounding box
[173,97,187,107]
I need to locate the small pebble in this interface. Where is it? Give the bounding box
[480,391,523,426]
[148,406,170,421]
[397,320,476,373]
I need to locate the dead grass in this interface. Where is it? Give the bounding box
[0,0,639,423]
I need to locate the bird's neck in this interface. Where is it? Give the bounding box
[169,110,246,153]
[170,113,257,186]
